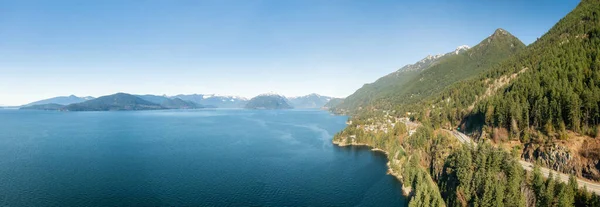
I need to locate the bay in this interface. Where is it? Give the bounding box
[0,109,407,206]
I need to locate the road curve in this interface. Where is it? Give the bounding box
[445,129,600,195]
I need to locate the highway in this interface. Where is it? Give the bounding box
[445,129,600,195]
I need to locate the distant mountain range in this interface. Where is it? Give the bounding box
[287,93,334,109]
[20,93,209,111]
[19,93,337,111]
[171,94,247,108]
[244,94,293,109]
[159,98,204,109]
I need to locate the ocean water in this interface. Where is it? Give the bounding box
[0,109,407,206]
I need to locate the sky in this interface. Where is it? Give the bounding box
[0,0,580,106]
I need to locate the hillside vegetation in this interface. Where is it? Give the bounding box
[333,29,524,113]
[332,0,600,206]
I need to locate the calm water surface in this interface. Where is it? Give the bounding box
[0,109,407,206]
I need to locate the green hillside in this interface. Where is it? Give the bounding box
[323,98,344,109]
[333,70,420,113]
[334,29,524,114]
[387,0,600,181]
[472,0,600,139]
[333,1,600,206]
[332,49,460,113]
[400,0,600,140]
[376,29,524,109]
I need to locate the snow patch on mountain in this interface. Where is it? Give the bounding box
[454,45,471,54]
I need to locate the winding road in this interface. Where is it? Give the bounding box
[445,129,600,195]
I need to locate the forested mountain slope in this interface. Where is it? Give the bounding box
[371,28,525,110]
[475,2,600,138]
[411,0,600,137]
[404,0,600,157]
[332,46,470,113]
[333,0,600,206]
[334,29,524,114]
[394,0,600,182]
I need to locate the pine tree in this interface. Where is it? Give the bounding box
[557,182,575,207]
[544,172,556,206]
[532,164,545,206]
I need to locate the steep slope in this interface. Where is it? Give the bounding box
[409,1,600,140]
[374,28,525,109]
[458,0,600,181]
[333,45,472,113]
[287,93,333,108]
[473,2,600,136]
[24,95,93,106]
[332,2,600,206]
[64,93,164,111]
[391,0,600,184]
[323,98,344,109]
[245,94,293,109]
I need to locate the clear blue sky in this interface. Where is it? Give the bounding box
[0,0,579,105]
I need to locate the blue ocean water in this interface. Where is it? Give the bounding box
[0,109,407,206]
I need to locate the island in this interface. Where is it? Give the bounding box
[244,94,293,109]
[64,93,165,111]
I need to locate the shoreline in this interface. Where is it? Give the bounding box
[332,139,413,196]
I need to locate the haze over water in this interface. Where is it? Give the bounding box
[0,109,407,206]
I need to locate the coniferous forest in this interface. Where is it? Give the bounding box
[331,0,600,206]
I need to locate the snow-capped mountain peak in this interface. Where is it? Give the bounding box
[258,92,284,97]
[454,45,470,54]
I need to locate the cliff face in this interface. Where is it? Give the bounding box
[523,142,600,181]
